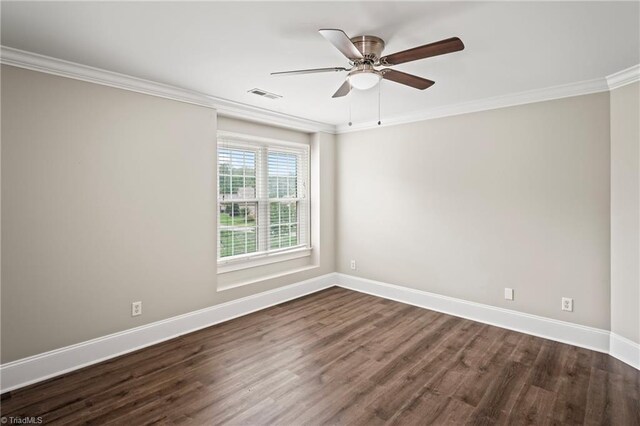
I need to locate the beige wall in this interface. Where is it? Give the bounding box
[610,82,640,344]
[336,93,612,329]
[0,66,335,362]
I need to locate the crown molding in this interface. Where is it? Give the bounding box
[606,64,640,91]
[0,46,335,134]
[336,76,610,133]
[2,46,637,135]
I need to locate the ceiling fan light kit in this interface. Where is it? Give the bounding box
[347,65,382,90]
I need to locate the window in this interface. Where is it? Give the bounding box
[217,132,310,269]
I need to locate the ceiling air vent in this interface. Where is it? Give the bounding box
[248,88,282,100]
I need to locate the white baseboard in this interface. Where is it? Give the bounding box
[0,273,337,393]
[337,273,611,355]
[610,333,640,370]
[3,272,637,393]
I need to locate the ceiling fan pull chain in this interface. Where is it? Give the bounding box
[378,82,382,126]
[349,92,353,126]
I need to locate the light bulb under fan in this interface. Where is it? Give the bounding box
[347,66,382,91]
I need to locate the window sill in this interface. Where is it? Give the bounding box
[217,247,312,274]
[216,264,319,292]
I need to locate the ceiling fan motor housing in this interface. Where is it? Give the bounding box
[350,35,385,61]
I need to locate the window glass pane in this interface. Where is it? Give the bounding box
[244,152,256,176]
[268,177,277,198]
[277,177,284,198]
[218,147,256,199]
[269,202,298,250]
[218,149,232,175]
[270,202,280,225]
[269,225,280,249]
[231,228,257,256]
[290,224,298,246]
[245,230,257,253]
[268,151,297,199]
[219,202,258,258]
[230,177,243,196]
[244,177,256,195]
[231,151,247,176]
[288,202,297,222]
[220,230,233,258]
[228,177,256,199]
[220,202,256,226]
[278,224,289,248]
[288,177,298,197]
[219,227,258,257]
[219,175,231,197]
[269,202,297,226]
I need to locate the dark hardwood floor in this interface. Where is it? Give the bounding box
[1,287,639,425]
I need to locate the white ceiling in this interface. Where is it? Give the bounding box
[2,2,639,126]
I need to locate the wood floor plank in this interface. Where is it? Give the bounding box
[509,384,556,425]
[452,328,521,408]
[548,347,592,424]
[529,340,566,392]
[1,287,638,425]
[467,360,528,424]
[390,395,475,426]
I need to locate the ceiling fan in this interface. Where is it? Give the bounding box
[271,29,464,98]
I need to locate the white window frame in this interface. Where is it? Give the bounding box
[217,131,311,273]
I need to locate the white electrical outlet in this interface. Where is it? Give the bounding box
[350,260,357,270]
[132,301,142,317]
[504,288,514,301]
[562,297,573,312]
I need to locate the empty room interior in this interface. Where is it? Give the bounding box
[1,1,640,424]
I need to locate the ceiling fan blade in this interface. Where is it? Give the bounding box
[319,29,363,60]
[271,67,349,76]
[332,80,352,98]
[382,69,435,90]
[380,37,464,66]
